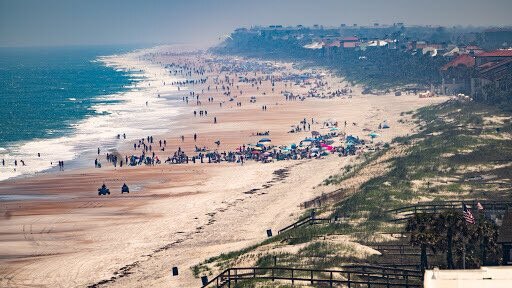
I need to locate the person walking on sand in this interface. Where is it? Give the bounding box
[214,117,217,124]
[181,135,185,142]
[194,133,197,142]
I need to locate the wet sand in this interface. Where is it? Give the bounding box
[0,47,448,287]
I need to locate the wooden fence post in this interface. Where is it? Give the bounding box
[291,269,294,285]
[330,271,333,288]
[228,269,231,288]
[348,272,351,288]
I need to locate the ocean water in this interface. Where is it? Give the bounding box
[0,45,184,181]
[0,46,139,145]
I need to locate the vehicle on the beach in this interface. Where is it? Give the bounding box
[98,184,110,196]
[121,183,130,193]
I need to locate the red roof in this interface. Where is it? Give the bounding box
[325,41,341,47]
[441,54,475,71]
[342,36,358,42]
[480,58,512,74]
[476,50,512,57]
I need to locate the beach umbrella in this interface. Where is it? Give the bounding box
[311,147,320,152]
[259,138,271,143]
[369,132,380,138]
[330,127,339,131]
[311,131,320,136]
[253,146,263,151]
[382,123,390,129]
[290,143,297,149]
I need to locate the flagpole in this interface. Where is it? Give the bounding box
[462,241,466,269]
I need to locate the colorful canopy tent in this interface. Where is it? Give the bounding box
[369,132,380,139]
[345,135,361,145]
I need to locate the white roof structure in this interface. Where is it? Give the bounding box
[367,40,388,47]
[424,266,512,288]
[303,42,323,49]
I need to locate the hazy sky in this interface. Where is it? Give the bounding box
[1,0,511,47]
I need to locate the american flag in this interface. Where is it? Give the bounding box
[463,203,475,224]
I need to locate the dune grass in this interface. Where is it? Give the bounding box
[192,100,512,281]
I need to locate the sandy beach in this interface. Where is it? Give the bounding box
[0,46,448,287]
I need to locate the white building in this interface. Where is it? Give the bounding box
[424,266,512,288]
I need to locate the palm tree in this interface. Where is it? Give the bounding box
[406,213,443,271]
[436,210,466,269]
[473,216,500,266]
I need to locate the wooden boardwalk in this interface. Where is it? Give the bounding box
[278,214,332,234]
[201,265,423,288]
[386,200,512,222]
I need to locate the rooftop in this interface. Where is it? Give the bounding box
[342,36,359,41]
[476,49,512,58]
[441,54,475,71]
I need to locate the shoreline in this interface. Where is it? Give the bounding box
[0,46,187,183]
[0,46,449,287]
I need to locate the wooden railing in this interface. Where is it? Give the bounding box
[302,188,353,209]
[200,265,423,288]
[277,215,332,234]
[386,200,512,222]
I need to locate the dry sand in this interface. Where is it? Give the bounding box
[0,47,448,287]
